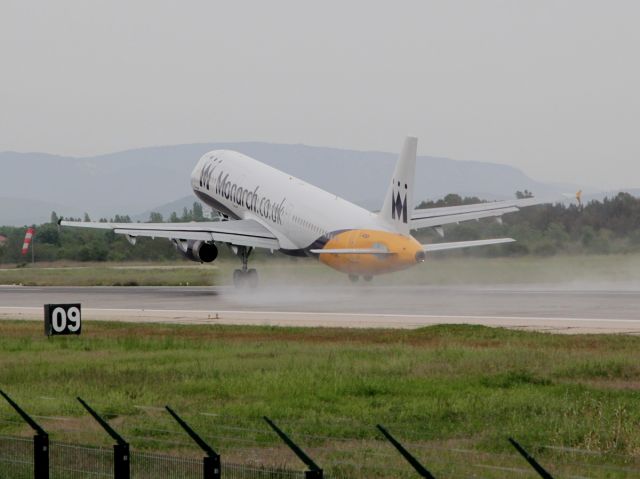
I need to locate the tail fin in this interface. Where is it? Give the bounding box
[379,136,417,235]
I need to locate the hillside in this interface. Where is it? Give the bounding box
[1,142,581,225]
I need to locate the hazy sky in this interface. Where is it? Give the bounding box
[1,1,638,189]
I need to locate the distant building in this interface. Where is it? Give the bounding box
[0,234,7,246]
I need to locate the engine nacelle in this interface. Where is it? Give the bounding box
[175,240,218,263]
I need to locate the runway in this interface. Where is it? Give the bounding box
[0,284,639,334]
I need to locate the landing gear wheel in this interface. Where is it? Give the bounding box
[232,246,259,289]
[363,275,373,282]
[247,268,259,289]
[233,269,245,288]
[348,274,359,283]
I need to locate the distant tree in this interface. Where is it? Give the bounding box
[37,223,60,245]
[516,190,534,199]
[149,212,163,223]
[6,191,640,265]
[546,222,570,248]
[50,211,59,224]
[83,212,91,222]
[417,194,482,209]
[192,202,204,221]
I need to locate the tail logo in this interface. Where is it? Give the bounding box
[391,181,408,223]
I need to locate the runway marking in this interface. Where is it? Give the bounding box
[2,285,640,295]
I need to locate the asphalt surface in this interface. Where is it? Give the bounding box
[1,284,639,334]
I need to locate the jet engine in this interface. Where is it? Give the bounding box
[174,240,218,263]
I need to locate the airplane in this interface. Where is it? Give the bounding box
[61,137,549,287]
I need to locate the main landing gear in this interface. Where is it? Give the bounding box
[348,274,373,283]
[233,246,259,288]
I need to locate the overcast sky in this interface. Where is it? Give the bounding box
[1,1,638,189]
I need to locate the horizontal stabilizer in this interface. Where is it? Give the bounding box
[423,238,515,252]
[310,248,395,255]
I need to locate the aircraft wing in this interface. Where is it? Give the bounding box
[59,219,280,249]
[410,196,552,230]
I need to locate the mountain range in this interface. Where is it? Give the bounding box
[0,142,595,226]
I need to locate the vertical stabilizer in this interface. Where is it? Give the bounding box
[380,136,417,235]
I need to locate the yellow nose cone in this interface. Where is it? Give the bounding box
[318,229,424,276]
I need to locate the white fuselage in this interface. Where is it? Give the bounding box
[191,150,392,252]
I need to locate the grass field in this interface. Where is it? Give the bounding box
[2,253,640,287]
[1,321,639,477]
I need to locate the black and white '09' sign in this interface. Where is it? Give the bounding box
[44,304,82,336]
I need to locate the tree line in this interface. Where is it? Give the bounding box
[1,193,640,264]
[0,203,213,264]
[415,192,640,256]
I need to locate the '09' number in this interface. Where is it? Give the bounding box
[51,306,81,333]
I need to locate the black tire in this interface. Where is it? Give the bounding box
[233,269,245,288]
[247,268,259,288]
[363,275,373,282]
[348,274,359,283]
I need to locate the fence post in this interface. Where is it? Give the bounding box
[263,417,323,479]
[77,397,130,479]
[508,438,555,479]
[0,390,49,479]
[376,424,436,479]
[165,406,221,479]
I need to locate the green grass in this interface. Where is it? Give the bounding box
[1,321,640,477]
[0,262,218,286]
[3,253,640,287]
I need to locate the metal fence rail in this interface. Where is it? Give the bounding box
[0,435,32,479]
[49,441,112,479]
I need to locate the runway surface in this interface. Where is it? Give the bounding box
[1,284,639,334]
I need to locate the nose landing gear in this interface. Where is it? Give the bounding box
[232,246,259,288]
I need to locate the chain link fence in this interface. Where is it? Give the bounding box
[49,441,112,479]
[0,435,310,479]
[131,450,201,478]
[2,433,639,478]
[0,435,32,479]
[222,462,306,479]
